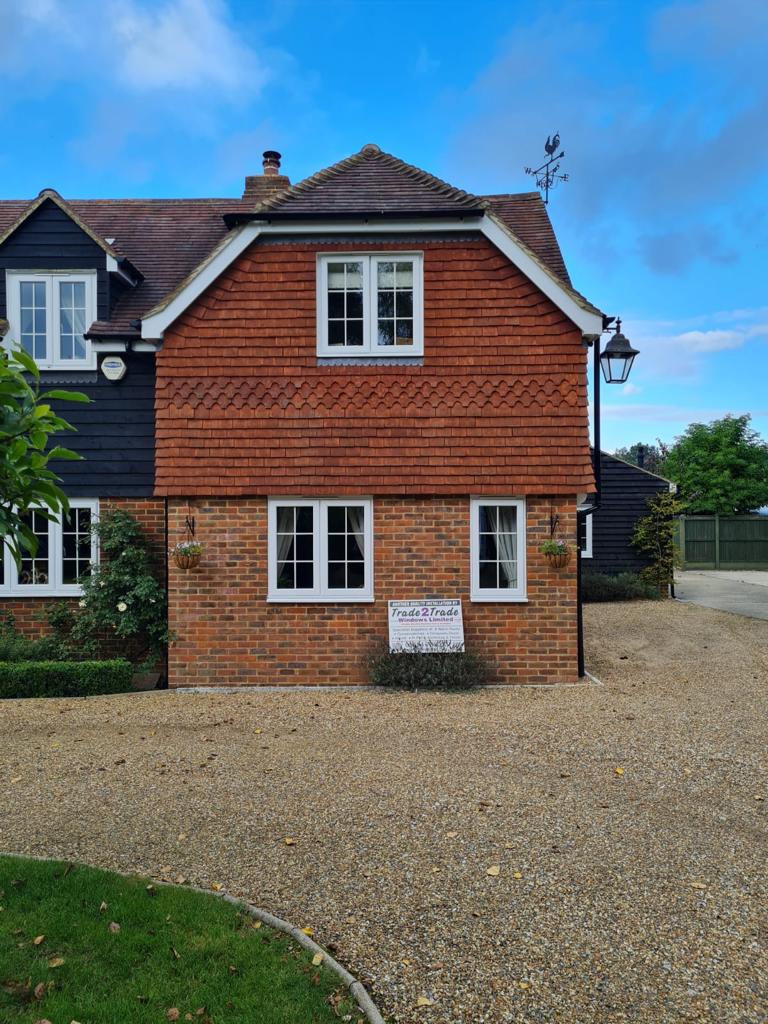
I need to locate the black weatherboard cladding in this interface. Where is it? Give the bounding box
[0,199,154,496]
[587,453,670,575]
[0,199,110,321]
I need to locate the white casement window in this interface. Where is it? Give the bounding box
[470,498,527,602]
[267,498,374,602]
[317,253,423,356]
[5,272,97,369]
[0,499,98,596]
[579,510,593,558]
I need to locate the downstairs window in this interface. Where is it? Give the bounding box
[0,499,98,596]
[267,498,373,602]
[470,498,527,601]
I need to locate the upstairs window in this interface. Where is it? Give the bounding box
[317,253,423,356]
[6,272,97,369]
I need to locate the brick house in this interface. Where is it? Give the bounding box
[0,145,603,685]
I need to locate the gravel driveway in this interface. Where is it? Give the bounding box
[1,601,766,1023]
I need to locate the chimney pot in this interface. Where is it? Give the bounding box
[262,150,281,175]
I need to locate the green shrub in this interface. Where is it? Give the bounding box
[0,613,68,662]
[582,572,660,602]
[367,642,489,691]
[0,659,133,699]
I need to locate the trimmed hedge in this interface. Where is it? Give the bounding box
[367,643,489,691]
[582,572,660,603]
[0,659,134,699]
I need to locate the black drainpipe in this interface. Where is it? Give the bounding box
[162,496,170,688]
[577,335,603,678]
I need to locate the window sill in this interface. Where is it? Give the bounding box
[2,589,83,599]
[317,355,423,366]
[470,595,529,604]
[267,595,375,604]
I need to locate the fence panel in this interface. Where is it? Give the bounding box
[680,515,768,569]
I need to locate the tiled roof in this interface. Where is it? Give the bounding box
[253,144,484,216]
[0,150,576,333]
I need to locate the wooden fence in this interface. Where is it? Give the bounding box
[678,515,768,569]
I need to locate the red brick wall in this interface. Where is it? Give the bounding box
[155,237,594,497]
[167,495,578,687]
[0,498,166,639]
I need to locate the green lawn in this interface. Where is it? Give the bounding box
[0,856,359,1023]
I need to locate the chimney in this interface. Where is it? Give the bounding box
[243,149,291,202]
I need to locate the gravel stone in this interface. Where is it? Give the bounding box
[1,600,766,1023]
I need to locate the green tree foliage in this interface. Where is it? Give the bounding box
[659,414,768,514]
[631,491,685,596]
[0,348,88,561]
[613,442,667,475]
[48,509,169,672]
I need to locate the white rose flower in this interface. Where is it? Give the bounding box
[78,599,87,608]
[117,601,128,612]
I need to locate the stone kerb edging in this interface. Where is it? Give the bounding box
[9,854,386,1024]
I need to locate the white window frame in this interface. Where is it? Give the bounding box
[579,509,593,558]
[316,252,424,357]
[0,499,99,596]
[267,497,374,602]
[5,271,97,370]
[470,497,527,602]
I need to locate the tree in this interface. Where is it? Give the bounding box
[0,347,89,561]
[631,490,685,596]
[613,442,667,475]
[659,414,768,515]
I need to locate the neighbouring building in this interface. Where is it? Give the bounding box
[580,452,675,575]
[0,145,606,685]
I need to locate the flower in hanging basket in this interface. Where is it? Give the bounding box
[539,538,572,568]
[171,540,203,570]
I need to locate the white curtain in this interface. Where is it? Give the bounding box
[276,506,296,579]
[346,505,365,561]
[489,506,517,588]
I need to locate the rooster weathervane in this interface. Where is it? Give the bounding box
[524,132,569,204]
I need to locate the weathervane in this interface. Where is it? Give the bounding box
[524,132,569,204]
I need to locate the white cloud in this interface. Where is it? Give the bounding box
[622,307,768,380]
[115,0,269,95]
[1,0,272,101]
[621,382,642,396]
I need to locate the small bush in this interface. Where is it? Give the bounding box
[0,659,133,699]
[0,614,68,662]
[367,642,489,691]
[582,572,660,603]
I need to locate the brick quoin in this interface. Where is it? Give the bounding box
[167,496,578,687]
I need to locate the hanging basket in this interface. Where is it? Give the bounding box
[544,550,571,570]
[173,549,201,570]
[171,541,203,571]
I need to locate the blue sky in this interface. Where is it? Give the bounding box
[1,0,766,452]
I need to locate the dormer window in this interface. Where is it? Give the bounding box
[6,271,96,369]
[317,253,423,356]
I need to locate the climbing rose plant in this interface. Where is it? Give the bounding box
[49,509,169,672]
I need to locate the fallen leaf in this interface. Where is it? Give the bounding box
[251,921,262,930]
[416,996,434,1007]
[254,728,263,734]
[312,953,323,966]
[228,964,237,974]
[47,957,65,968]
[690,882,707,890]
[559,771,572,779]
[211,883,223,891]
[519,982,530,990]
[486,865,501,877]
[445,831,458,839]
[33,934,45,945]
[108,922,121,934]
[33,982,46,1000]
[614,767,625,776]
[166,1010,180,1021]
[513,871,523,880]
[301,926,314,936]
[178,834,187,841]
[99,901,108,912]
[10,776,22,784]
[283,837,296,846]
[146,885,156,896]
